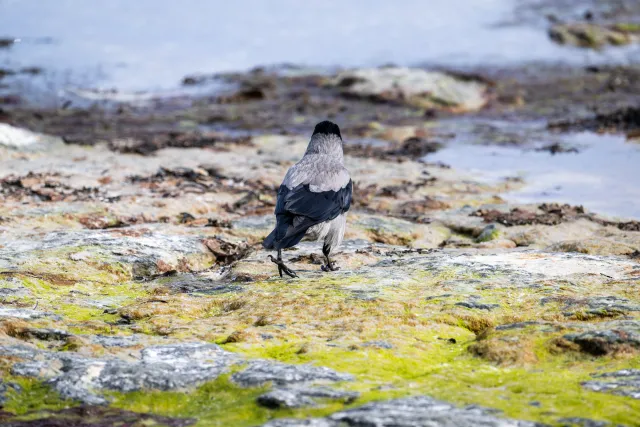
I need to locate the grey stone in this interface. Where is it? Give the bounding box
[90,334,143,348]
[19,328,71,341]
[333,68,488,111]
[542,296,640,317]
[563,321,640,355]
[582,369,640,400]
[257,385,359,408]
[477,224,500,242]
[0,227,214,279]
[257,389,316,409]
[425,294,453,301]
[263,395,540,427]
[0,276,31,297]
[496,321,545,331]
[0,379,20,405]
[263,419,335,427]
[557,418,615,427]
[363,341,394,350]
[232,360,353,387]
[4,342,238,404]
[159,273,244,294]
[0,307,61,320]
[456,301,501,311]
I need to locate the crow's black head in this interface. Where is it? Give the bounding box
[312,121,342,139]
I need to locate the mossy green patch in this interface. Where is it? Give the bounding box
[226,326,640,426]
[613,22,640,33]
[2,376,77,417]
[109,374,345,427]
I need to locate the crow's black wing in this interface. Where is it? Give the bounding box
[263,180,352,250]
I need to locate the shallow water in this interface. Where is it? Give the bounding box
[1,0,639,90]
[429,125,640,220]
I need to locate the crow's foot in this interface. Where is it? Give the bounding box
[321,261,340,272]
[268,255,298,278]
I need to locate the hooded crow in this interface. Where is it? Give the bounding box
[263,121,352,278]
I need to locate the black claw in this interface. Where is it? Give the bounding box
[321,261,340,272]
[268,255,298,278]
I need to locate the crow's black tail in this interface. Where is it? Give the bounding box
[262,229,277,249]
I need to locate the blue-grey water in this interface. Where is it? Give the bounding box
[428,125,640,220]
[2,0,640,90]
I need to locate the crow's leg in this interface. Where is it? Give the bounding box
[321,243,339,272]
[268,249,298,278]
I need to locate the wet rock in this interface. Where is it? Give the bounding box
[14,327,71,341]
[0,405,196,427]
[455,301,501,311]
[232,360,353,387]
[0,226,215,280]
[535,142,579,154]
[363,340,394,349]
[3,342,238,404]
[0,307,60,320]
[0,38,15,48]
[0,379,20,405]
[471,203,586,227]
[581,369,640,400]
[476,224,500,242]
[0,123,62,149]
[495,321,548,331]
[558,418,614,427]
[0,172,105,203]
[258,388,316,408]
[158,273,244,294]
[562,321,640,355]
[89,334,143,348]
[263,420,335,427]
[548,296,640,318]
[0,277,31,297]
[333,67,488,111]
[202,237,251,265]
[263,395,539,427]
[390,137,443,158]
[546,239,638,256]
[549,106,640,133]
[549,23,636,49]
[257,386,358,409]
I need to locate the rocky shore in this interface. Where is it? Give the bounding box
[1,3,640,426]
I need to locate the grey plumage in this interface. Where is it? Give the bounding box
[264,121,352,277]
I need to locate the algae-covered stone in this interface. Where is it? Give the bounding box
[476,224,500,243]
[333,67,488,111]
[548,23,634,48]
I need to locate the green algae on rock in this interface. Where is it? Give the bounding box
[333,68,489,112]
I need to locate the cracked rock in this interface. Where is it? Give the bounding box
[263,395,540,426]
[581,369,640,400]
[257,385,359,408]
[3,343,238,404]
[563,321,640,355]
[232,360,353,387]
